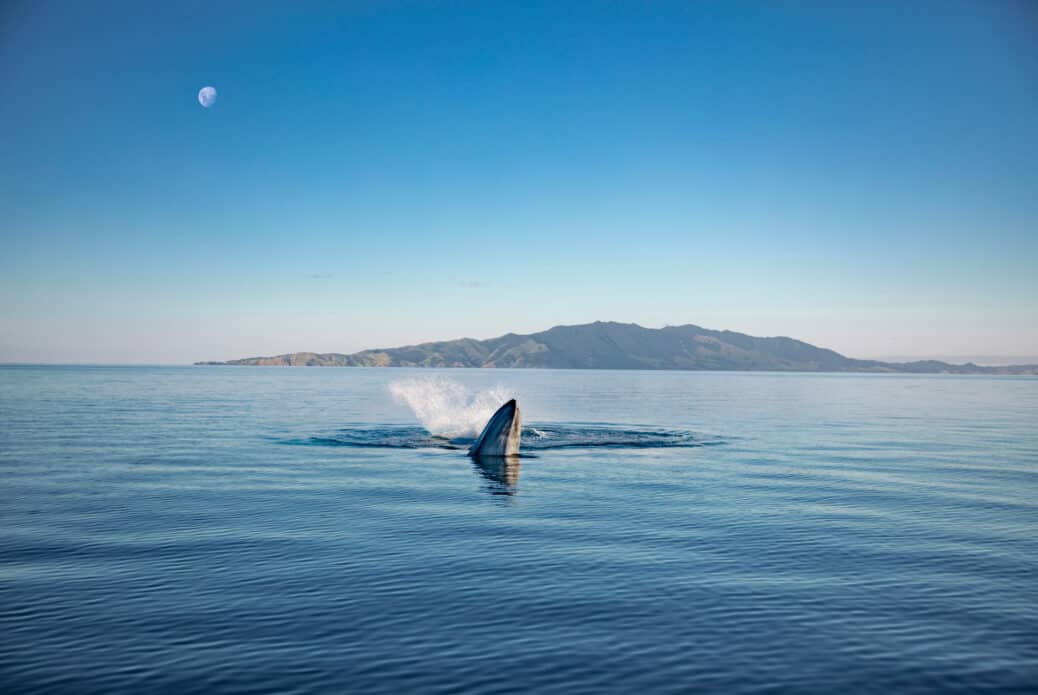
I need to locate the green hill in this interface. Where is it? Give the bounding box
[197,321,1037,374]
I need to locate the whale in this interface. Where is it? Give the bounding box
[469,399,521,457]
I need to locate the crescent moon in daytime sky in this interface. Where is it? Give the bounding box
[198,86,217,108]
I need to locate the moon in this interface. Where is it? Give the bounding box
[198,86,217,108]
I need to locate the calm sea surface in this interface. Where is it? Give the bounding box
[2,366,1037,693]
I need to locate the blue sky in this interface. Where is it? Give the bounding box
[2,1,1036,364]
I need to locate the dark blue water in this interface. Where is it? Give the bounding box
[2,366,1037,693]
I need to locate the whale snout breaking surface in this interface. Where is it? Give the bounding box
[469,399,522,457]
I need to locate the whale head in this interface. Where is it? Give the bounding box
[469,399,521,457]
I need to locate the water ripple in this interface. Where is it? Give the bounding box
[282,424,724,452]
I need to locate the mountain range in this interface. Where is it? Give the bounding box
[196,322,1038,374]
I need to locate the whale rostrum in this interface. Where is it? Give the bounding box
[469,399,522,457]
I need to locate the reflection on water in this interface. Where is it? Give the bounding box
[471,455,521,494]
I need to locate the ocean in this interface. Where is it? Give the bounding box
[1,366,1036,693]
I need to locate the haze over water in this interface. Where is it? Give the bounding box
[2,366,1037,692]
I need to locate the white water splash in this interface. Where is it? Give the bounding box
[388,377,513,438]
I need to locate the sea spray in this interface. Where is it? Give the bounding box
[388,377,513,438]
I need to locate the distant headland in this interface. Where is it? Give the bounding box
[196,321,1038,374]
[195,325,1038,375]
